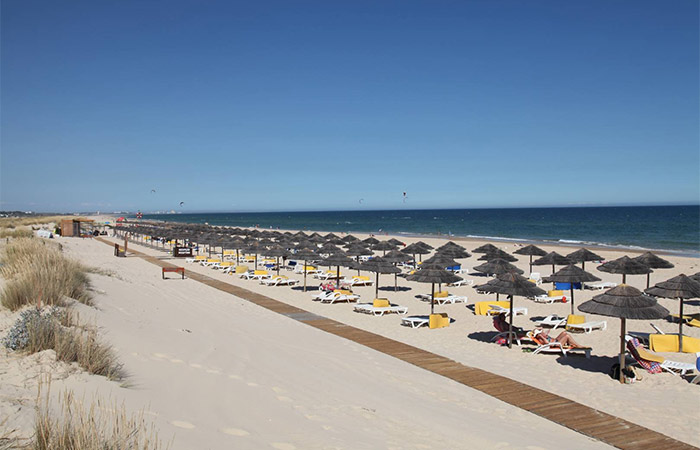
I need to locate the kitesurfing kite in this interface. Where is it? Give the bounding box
[179,201,185,207]
[402,192,407,203]
[151,189,156,193]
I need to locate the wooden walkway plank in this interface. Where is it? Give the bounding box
[97,238,698,450]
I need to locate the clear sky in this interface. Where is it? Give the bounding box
[1,0,698,213]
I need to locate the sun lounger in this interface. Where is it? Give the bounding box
[294,265,320,275]
[261,276,299,286]
[487,305,527,317]
[320,291,360,304]
[343,275,374,286]
[527,331,592,358]
[447,279,473,287]
[354,299,408,316]
[584,281,618,290]
[240,270,271,281]
[566,321,607,334]
[201,258,222,267]
[537,315,568,329]
[692,353,700,384]
[416,291,468,305]
[671,313,700,328]
[626,336,696,375]
[528,272,542,285]
[401,315,430,328]
[186,255,207,263]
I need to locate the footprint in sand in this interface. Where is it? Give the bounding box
[221,428,250,436]
[153,353,169,359]
[271,386,286,394]
[189,363,202,369]
[170,359,184,364]
[206,369,221,374]
[171,420,195,429]
[271,443,296,450]
[228,374,242,380]
[276,396,292,402]
[246,382,259,387]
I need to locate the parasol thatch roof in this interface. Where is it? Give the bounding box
[358,257,401,274]
[473,259,523,275]
[578,284,669,320]
[532,252,571,266]
[436,247,471,259]
[543,264,601,284]
[475,273,546,298]
[382,249,413,263]
[472,243,499,254]
[407,266,462,284]
[477,249,517,262]
[422,254,459,268]
[514,244,547,257]
[566,248,603,263]
[402,243,432,255]
[597,256,651,275]
[373,241,397,251]
[633,252,674,269]
[645,274,700,299]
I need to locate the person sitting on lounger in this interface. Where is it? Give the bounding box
[493,313,525,334]
[533,327,583,348]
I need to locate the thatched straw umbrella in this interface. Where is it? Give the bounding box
[579,285,669,383]
[645,274,700,352]
[478,249,517,262]
[436,247,471,260]
[532,252,572,279]
[597,256,651,285]
[346,244,374,276]
[473,259,523,276]
[341,235,359,243]
[514,244,547,273]
[543,264,600,314]
[320,252,355,289]
[387,238,405,247]
[382,250,414,291]
[407,264,462,315]
[634,252,674,288]
[566,248,603,271]
[692,273,700,283]
[293,248,318,292]
[476,273,546,348]
[363,237,380,246]
[372,240,397,255]
[263,245,289,275]
[358,257,401,297]
[402,243,432,268]
[472,243,499,254]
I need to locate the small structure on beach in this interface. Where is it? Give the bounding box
[59,218,94,237]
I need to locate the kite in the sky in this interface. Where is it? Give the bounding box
[179,201,185,207]
[359,198,364,204]
[402,192,407,203]
[151,189,156,193]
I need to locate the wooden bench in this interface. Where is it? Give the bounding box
[162,267,185,280]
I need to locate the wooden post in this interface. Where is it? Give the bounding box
[124,238,128,255]
[430,282,435,315]
[619,318,627,383]
[508,295,514,349]
[679,299,684,353]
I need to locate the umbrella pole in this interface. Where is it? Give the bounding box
[570,287,575,315]
[508,295,514,349]
[255,254,258,269]
[619,318,627,383]
[357,256,361,276]
[336,266,340,289]
[646,273,650,289]
[622,274,626,284]
[431,282,435,315]
[303,259,307,292]
[276,257,280,275]
[529,255,533,274]
[394,273,397,292]
[375,272,379,298]
[679,299,684,352]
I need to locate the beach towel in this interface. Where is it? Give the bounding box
[649,334,700,353]
[627,338,662,374]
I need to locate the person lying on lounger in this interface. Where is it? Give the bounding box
[532,327,583,348]
[493,313,525,333]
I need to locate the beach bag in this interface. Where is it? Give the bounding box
[609,364,637,383]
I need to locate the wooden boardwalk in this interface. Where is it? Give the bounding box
[100,238,697,450]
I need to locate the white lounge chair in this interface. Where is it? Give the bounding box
[487,305,528,316]
[584,281,618,290]
[447,279,474,287]
[343,276,374,286]
[537,315,567,329]
[320,291,360,304]
[528,331,592,358]
[401,315,430,328]
[531,294,566,304]
[566,321,607,334]
[416,292,467,305]
[353,303,408,316]
[529,272,542,285]
[626,336,696,376]
[261,276,299,286]
[240,270,271,281]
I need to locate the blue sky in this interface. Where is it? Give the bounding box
[1,0,698,213]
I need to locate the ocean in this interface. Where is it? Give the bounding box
[140,205,700,256]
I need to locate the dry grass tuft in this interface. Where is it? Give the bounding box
[7,309,126,381]
[0,216,67,229]
[34,383,167,450]
[1,239,93,310]
[0,228,34,239]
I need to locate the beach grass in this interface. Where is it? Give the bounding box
[34,385,166,450]
[1,238,93,310]
[0,228,34,239]
[0,216,66,230]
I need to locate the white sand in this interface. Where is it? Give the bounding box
[2,224,699,448]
